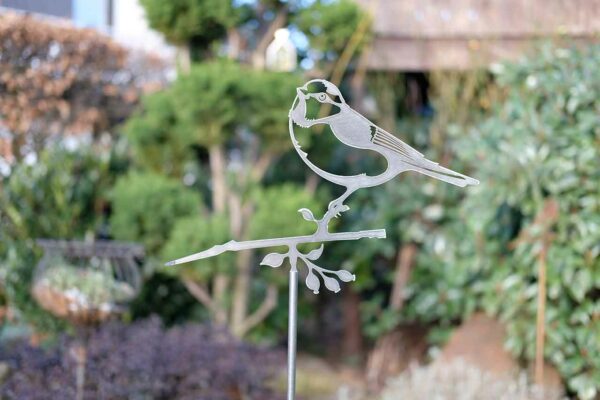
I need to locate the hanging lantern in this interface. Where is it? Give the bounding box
[265,28,297,72]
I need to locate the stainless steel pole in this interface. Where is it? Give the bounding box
[287,269,298,400]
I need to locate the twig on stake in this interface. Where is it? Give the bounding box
[166,229,386,266]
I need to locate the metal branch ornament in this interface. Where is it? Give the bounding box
[166,79,479,400]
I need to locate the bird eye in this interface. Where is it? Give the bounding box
[317,93,327,101]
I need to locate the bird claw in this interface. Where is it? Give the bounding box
[310,201,351,234]
[327,202,350,220]
[329,203,350,214]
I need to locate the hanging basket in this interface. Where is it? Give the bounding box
[32,240,144,326]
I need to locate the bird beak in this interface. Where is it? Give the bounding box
[296,87,307,98]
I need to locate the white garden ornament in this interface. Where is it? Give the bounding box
[265,28,297,72]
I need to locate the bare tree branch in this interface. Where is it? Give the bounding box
[236,285,278,337]
[390,243,417,311]
[166,229,387,266]
[181,277,227,323]
[250,152,274,182]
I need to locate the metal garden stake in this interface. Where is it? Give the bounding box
[167,79,479,400]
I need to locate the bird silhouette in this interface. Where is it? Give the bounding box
[289,79,479,230]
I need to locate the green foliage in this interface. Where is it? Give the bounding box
[2,248,65,333]
[119,60,307,336]
[160,185,322,282]
[341,126,476,339]
[123,91,194,176]
[1,149,113,241]
[294,0,371,58]
[456,45,600,399]
[110,172,201,255]
[162,214,234,281]
[0,147,117,332]
[348,46,599,398]
[139,0,238,47]
[125,62,300,156]
[243,71,303,152]
[128,272,201,326]
[249,184,322,240]
[171,62,246,146]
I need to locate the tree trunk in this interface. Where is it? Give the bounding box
[208,144,227,213]
[230,248,254,337]
[389,244,417,311]
[11,132,24,162]
[305,174,319,195]
[366,243,417,391]
[182,277,226,323]
[229,152,278,337]
[227,28,241,60]
[208,144,229,320]
[342,287,364,360]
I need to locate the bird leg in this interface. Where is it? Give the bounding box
[314,190,353,235]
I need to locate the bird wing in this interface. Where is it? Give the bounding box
[370,125,479,187]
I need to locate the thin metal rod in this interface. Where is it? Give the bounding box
[287,269,298,400]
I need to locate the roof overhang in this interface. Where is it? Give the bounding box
[356,0,600,70]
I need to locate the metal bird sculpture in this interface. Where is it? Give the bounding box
[167,78,479,400]
[289,79,479,233]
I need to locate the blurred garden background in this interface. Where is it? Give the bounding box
[0,0,599,399]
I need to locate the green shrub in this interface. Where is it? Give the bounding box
[249,184,323,240]
[139,0,238,47]
[349,45,599,399]
[294,0,371,58]
[123,91,194,176]
[124,62,301,168]
[457,45,600,399]
[161,214,234,281]
[110,172,202,256]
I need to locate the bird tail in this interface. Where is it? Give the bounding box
[409,163,479,187]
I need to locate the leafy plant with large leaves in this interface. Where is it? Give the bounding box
[456,45,600,399]
[339,47,599,398]
[361,46,599,398]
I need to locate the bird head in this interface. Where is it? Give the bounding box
[290,79,346,128]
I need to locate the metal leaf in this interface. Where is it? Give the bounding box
[260,252,286,268]
[306,244,324,260]
[306,270,320,294]
[336,270,355,282]
[323,276,341,293]
[298,208,316,222]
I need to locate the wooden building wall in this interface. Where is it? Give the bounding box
[356,0,600,70]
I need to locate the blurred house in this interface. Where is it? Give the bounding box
[357,0,600,70]
[0,0,174,58]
